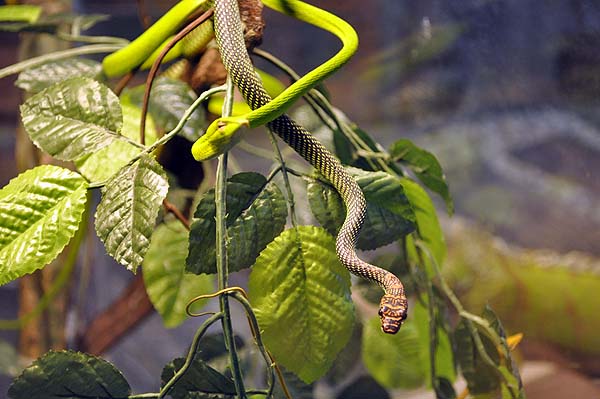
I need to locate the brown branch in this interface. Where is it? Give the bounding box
[113,70,136,96]
[77,274,154,356]
[163,199,191,230]
[140,8,214,145]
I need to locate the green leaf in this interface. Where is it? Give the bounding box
[453,320,500,395]
[307,171,415,250]
[248,226,354,383]
[16,58,103,94]
[186,172,287,275]
[351,168,415,221]
[481,305,523,394]
[0,5,41,23]
[20,77,124,160]
[401,177,446,266]
[75,101,158,182]
[333,124,381,171]
[362,316,426,389]
[161,357,236,399]
[143,221,214,328]
[390,139,453,214]
[123,77,206,141]
[8,350,130,399]
[0,165,88,286]
[95,154,169,272]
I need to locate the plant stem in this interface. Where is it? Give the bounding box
[216,78,247,399]
[0,44,125,79]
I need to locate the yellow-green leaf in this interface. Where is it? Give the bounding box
[143,222,214,328]
[0,165,88,285]
[248,226,354,383]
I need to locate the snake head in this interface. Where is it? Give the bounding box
[379,294,408,334]
[192,116,250,161]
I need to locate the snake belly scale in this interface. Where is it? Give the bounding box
[209,0,408,333]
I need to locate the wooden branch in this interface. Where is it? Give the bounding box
[77,274,154,356]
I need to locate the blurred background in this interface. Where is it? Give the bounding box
[1,0,600,398]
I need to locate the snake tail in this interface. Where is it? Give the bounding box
[214,0,407,333]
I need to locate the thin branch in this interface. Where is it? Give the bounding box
[158,313,224,398]
[140,8,214,144]
[114,71,136,96]
[162,199,191,230]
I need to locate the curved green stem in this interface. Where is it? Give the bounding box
[158,312,224,398]
[0,194,90,330]
[0,44,125,80]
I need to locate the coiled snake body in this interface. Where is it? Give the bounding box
[193,0,408,333]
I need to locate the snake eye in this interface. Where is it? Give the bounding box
[378,308,384,317]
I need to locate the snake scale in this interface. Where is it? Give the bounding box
[203,0,408,334]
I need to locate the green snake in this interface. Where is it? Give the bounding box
[102,0,408,334]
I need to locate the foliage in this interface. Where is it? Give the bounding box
[0,3,525,399]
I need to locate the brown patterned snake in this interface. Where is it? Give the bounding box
[192,0,408,333]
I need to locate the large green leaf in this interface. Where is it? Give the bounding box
[351,168,415,222]
[143,221,214,328]
[124,77,206,141]
[186,172,287,275]
[481,305,523,396]
[16,58,103,94]
[248,226,354,383]
[307,173,414,250]
[8,350,130,399]
[95,154,169,272]
[161,357,236,399]
[75,101,158,182]
[362,316,425,389]
[390,139,453,214]
[20,77,123,160]
[401,177,446,266]
[453,320,500,396]
[0,165,88,285]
